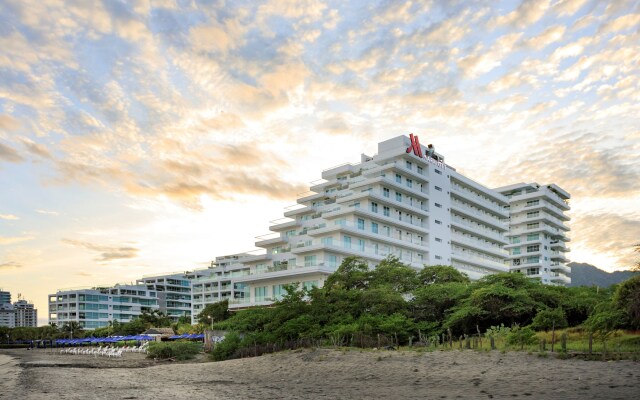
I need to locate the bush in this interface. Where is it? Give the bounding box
[507,326,537,350]
[531,308,568,331]
[146,341,201,361]
[210,332,242,361]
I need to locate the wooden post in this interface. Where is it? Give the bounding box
[551,320,556,353]
[561,333,567,353]
[465,335,471,349]
[541,338,546,352]
[448,328,453,348]
[476,325,482,348]
[490,335,495,350]
[459,336,463,349]
[588,332,593,355]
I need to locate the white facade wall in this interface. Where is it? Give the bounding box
[0,303,15,328]
[13,299,37,327]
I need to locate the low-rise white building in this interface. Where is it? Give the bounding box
[48,284,159,329]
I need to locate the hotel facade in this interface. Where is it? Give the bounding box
[48,135,571,328]
[190,135,571,321]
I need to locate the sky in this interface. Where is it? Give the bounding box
[0,0,639,325]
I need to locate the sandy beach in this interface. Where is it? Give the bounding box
[1,348,638,399]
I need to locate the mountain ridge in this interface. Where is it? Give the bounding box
[568,262,637,287]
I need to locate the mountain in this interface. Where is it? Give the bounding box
[568,262,637,287]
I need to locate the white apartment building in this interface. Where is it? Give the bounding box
[190,255,251,323]
[0,303,15,328]
[48,284,159,329]
[138,270,214,323]
[13,299,37,327]
[188,134,569,316]
[497,183,571,285]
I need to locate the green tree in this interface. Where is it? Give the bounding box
[417,265,470,285]
[507,325,537,350]
[530,308,568,331]
[411,282,469,322]
[139,310,173,327]
[612,275,640,329]
[324,257,371,291]
[197,299,230,326]
[369,256,417,293]
[584,303,627,349]
[61,322,83,338]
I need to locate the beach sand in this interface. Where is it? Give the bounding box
[1,348,638,399]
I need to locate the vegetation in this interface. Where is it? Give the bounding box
[209,256,640,361]
[146,341,201,360]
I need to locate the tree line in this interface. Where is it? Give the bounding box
[209,256,639,360]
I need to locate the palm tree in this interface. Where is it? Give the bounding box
[61,322,83,338]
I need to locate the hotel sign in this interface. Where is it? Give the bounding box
[406,133,446,169]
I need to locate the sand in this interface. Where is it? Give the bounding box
[1,348,638,399]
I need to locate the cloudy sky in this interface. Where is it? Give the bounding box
[0,0,639,324]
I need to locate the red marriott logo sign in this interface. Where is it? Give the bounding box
[405,133,445,169]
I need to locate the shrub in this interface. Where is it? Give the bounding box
[531,308,568,331]
[147,341,201,361]
[210,332,242,361]
[507,326,537,350]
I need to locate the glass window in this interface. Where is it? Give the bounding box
[417,166,423,175]
[526,233,539,241]
[396,192,402,202]
[435,186,442,191]
[357,218,365,230]
[526,200,539,206]
[526,222,539,229]
[272,285,285,301]
[513,247,521,255]
[371,222,378,234]
[322,237,333,246]
[358,239,365,252]
[343,236,351,249]
[435,203,442,208]
[383,188,390,197]
[326,255,337,268]
[254,287,267,302]
[383,206,390,216]
[435,169,442,175]
[302,281,318,291]
[371,202,378,213]
[406,179,413,188]
[526,245,540,252]
[406,161,412,170]
[395,174,402,183]
[304,255,317,267]
[527,211,539,218]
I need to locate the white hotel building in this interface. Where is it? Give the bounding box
[190,135,571,318]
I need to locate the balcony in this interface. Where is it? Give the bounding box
[450,233,508,258]
[450,184,508,217]
[450,200,508,231]
[451,216,508,244]
[451,250,508,273]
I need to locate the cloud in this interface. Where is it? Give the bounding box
[0,142,24,163]
[487,131,640,198]
[0,114,21,131]
[570,212,640,269]
[491,0,550,29]
[553,0,588,16]
[35,209,59,216]
[0,236,35,245]
[61,238,140,262]
[599,13,640,35]
[0,261,22,269]
[0,214,19,220]
[520,25,566,50]
[19,138,52,159]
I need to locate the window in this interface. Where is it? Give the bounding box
[435,169,442,175]
[417,166,423,175]
[526,256,540,264]
[272,285,285,301]
[435,238,442,242]
[343,235,352,249]
[398,211,402,221]
[353,202,360,209]
[435,186,442,191]
[395,174,402,183]
[371,222,378,234]
[526,211,539,218]
[383,188,390,197]
[526,233,539,241]
[526,245,540,252]
[406,161,412,170]
[435,203,442,208]
[527,223,540,229]
[383,226,391,236]
[510,237,521,244]
[435,220,442,225]
[326,255,337,268]
[526,200,539,207]
[254,287,267,302]
[357,239,365,252]
[373,243,379,254]
[406,179,413,188]
[371,202,378,213]
[396,192,402,202]
[513,247,521,255]
[302,281,318,291]
[383,206,390,216]
[321,237,333,246]
[304,255,317,267]
[357,218,365,230]
[435,255,442,260]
